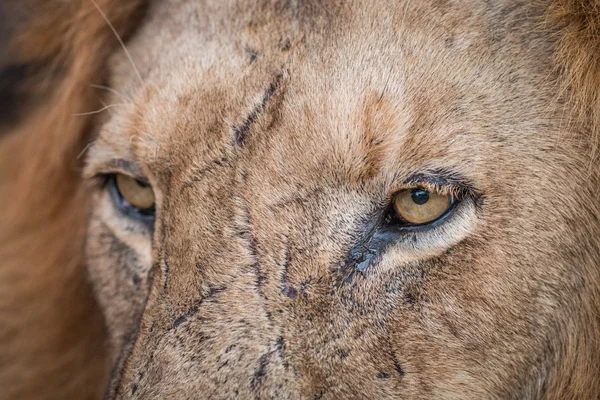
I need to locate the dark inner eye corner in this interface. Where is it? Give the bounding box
[336,171,479,283]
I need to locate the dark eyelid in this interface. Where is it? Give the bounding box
[102,159,150,185]
[401,170,477,197]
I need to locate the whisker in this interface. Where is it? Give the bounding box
[77,140,96,160]
[99,99,122,115]
[72,103,129,116]
[90,84,132,102]
[90,0,144,85]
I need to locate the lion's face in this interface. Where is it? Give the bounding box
[83,0,600,398]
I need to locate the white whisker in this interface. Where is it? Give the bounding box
[72,103,128,116]
[90,84,132,102]
[90,0,144,85]
[77,141,96,160]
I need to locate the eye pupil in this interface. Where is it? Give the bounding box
[411,189,430,205]
[392,187,455,227]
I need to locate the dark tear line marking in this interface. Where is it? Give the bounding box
[234,73,284,147]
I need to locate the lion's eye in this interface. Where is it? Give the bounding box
[393,188,454,225]
[109,173,155,219]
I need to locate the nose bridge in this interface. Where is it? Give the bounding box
[109,181,304,398]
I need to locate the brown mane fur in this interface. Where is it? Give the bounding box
[0,1,598,399]
[0,2,145,399]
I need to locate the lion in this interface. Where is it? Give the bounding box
[0,0,599,399]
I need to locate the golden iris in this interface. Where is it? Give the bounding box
[393,188,453,225]
[115,174,155,211]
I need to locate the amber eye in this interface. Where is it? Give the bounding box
[393,188,454,225]
[111,173,155,216]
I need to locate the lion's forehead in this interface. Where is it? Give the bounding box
[99,1,558,192]
[93,0,562,205]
